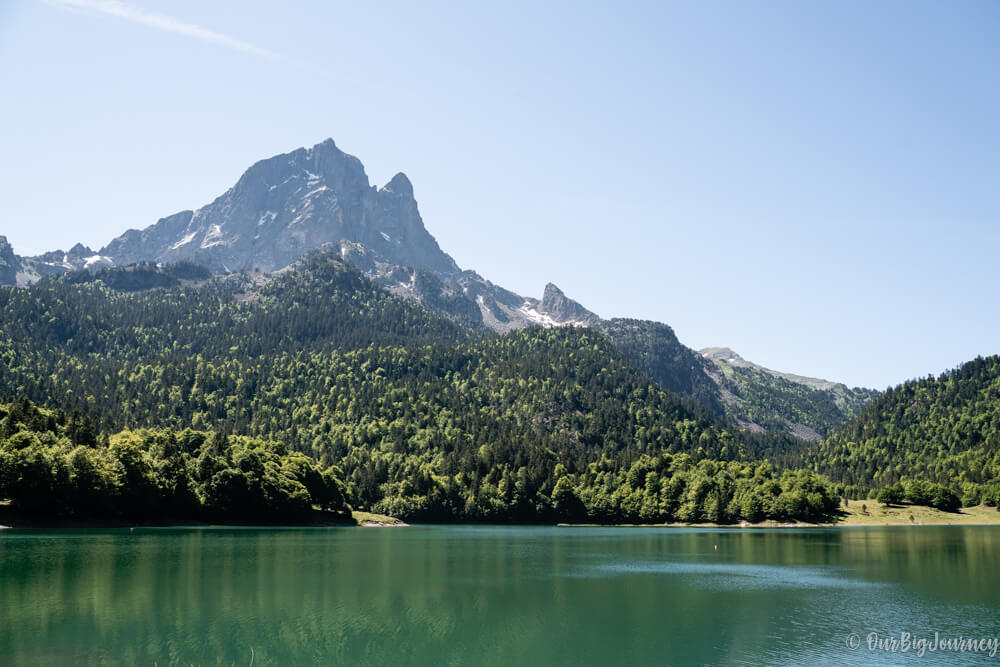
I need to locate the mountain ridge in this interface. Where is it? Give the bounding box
[1,138,876,439]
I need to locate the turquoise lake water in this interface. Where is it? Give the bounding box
[1,525,998,665]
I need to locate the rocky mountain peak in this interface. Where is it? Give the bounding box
[87,139,460,276]
[6,139,600,334]
[383,172,414,198]
[542,282,564,301]
[537,282,601,326]
[67,243,94,259]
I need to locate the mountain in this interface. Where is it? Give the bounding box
[4,139,603,333]
[699,347,879,440]
[801,355,1000,504]
[99,140,460,276]
[1,138,874,440]
[14,138,998,520]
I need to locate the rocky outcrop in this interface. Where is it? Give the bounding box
[538,283,601,326]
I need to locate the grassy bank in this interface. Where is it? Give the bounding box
[835,500,1000,526]
[352,510,407,526]
[555,502,1000,528]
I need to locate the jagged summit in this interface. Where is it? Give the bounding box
[90,138,460,276]
[3,138,604,331]
[536,283,601,326]
[383,172,413,197]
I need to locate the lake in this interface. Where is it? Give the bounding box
[1,525,998,665]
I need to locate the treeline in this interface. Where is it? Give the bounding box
[804,355,1000,506]
[0,398,349,521]
[372,452,838,524]
[872,480,961,512]
[0,397,838,524]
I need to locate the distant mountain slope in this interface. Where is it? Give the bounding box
[699,347,878,440]
[802,355,1000,502]
[701,347,877,412]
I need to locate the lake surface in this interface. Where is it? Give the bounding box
[1,525,999,665]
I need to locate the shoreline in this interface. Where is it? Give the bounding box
[2,505,997,531]
[0,507,359,531]
[562,503,1000,528]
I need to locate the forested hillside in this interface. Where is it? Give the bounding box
[0,251,839,522]
[598,319,723,413]
[803,356,1000,505]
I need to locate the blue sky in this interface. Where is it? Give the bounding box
[1,0,997,389]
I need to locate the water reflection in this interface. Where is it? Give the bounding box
[0,526,998,665]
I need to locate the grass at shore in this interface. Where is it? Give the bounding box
[352,510,406,526]
[834,500,1000,526]
[556,503,1000,528]
[2,499,994,530]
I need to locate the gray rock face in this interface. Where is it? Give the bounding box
[5,240,113,285]
[98,139,460,276]
[538,283,601,326]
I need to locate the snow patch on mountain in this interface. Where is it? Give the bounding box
[200,225,224,249]
[518,304,588,328]
[84,255,113,268]
[170,232,198,250]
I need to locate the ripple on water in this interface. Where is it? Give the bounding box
[586,559,891,591]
